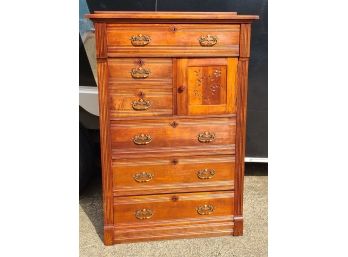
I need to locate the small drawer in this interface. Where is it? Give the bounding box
[113,155,235,196]
[110,117,236,152]
[109,85,173,117]
[114,191,234,224]
[108,58,172,81]
[106,24,240,57]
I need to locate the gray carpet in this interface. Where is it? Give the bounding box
[80,175,267,257]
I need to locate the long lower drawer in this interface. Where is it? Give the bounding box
[114,191,234,224]
[113,191,234,243]
[113,155,235,196]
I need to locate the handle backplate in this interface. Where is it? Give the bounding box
[197,169,216,179]
[196,204,215,215]
[135,208,153,219]
[133,134,152,145]
[198,131,216,143]
[131,67,150,79]
[130,34,151,46]
[133,172,154,183]
[199,35,218,47]
[132,98,151,111]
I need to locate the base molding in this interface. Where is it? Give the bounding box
[104,225,114,245]
[232,216,244,236]
[113,216,235,244]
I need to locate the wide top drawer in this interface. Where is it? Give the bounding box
[106,24,240,57]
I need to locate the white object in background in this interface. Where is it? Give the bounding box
[79,86,99,116]
[244,157,268,163]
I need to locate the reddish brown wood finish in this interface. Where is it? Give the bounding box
[108,58,173,117]
[110,117,235,150]
[95,23,113,245]
[176,58,238,115]
[95,23,107,58]
[86,11,259,23]
[114,191,234,223]
[114,216,234,243]
[112,191,235,243]
[108,58,173,80]
[233,58,250,236]
[113,155,235,196]
[239,24,251,58]
[87,11,258,245]
[109,85,173,117]
[106,24,240,57]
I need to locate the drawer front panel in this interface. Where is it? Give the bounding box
[110,117,235,150]
[113,156,235,196]
[109,84,173,117]
[106,24,240,57]
[108,58,172,81]
[114,191,234,224]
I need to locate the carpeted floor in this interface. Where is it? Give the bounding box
[80,172,267,257]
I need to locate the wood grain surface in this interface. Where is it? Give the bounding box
[113,155,235,196]
[108,58,173,80]
[86,11,259,23]
[86,11,258,245]
[94,22,113,246]
[105,24,240,57]
[110,117,235,149]
[109,85,173,117]
[177,58,238,115]
[234,57,250,236]
[114,191,234,223]
[113,215,234,244]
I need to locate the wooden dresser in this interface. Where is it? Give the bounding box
[86,11,259,245]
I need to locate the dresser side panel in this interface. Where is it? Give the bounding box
[239,24,251,58]
[95,22,114,245]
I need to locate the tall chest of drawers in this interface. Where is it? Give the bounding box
[86,11,259,245]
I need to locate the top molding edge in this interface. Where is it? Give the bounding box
[85,11,259,22]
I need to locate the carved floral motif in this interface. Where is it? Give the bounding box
[191,67,223,104]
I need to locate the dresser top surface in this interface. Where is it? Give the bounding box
[85,11,259,22]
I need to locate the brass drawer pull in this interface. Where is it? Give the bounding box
[131,67,150,79]
[199,35,218,47]
[197,169,216,179]
[133,134,152,145]
[196,204,215,215]
[130,34,151,46]
[133,172,154,183]
[132,98,151,111]
[135,208,153,220]
[198,131,216,143]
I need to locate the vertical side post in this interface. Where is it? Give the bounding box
[234,23,251,236]
[95,22,113,245]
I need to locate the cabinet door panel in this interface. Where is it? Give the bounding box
[177,58,238,115]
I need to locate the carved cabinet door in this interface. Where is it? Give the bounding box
[176,58,238,115]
